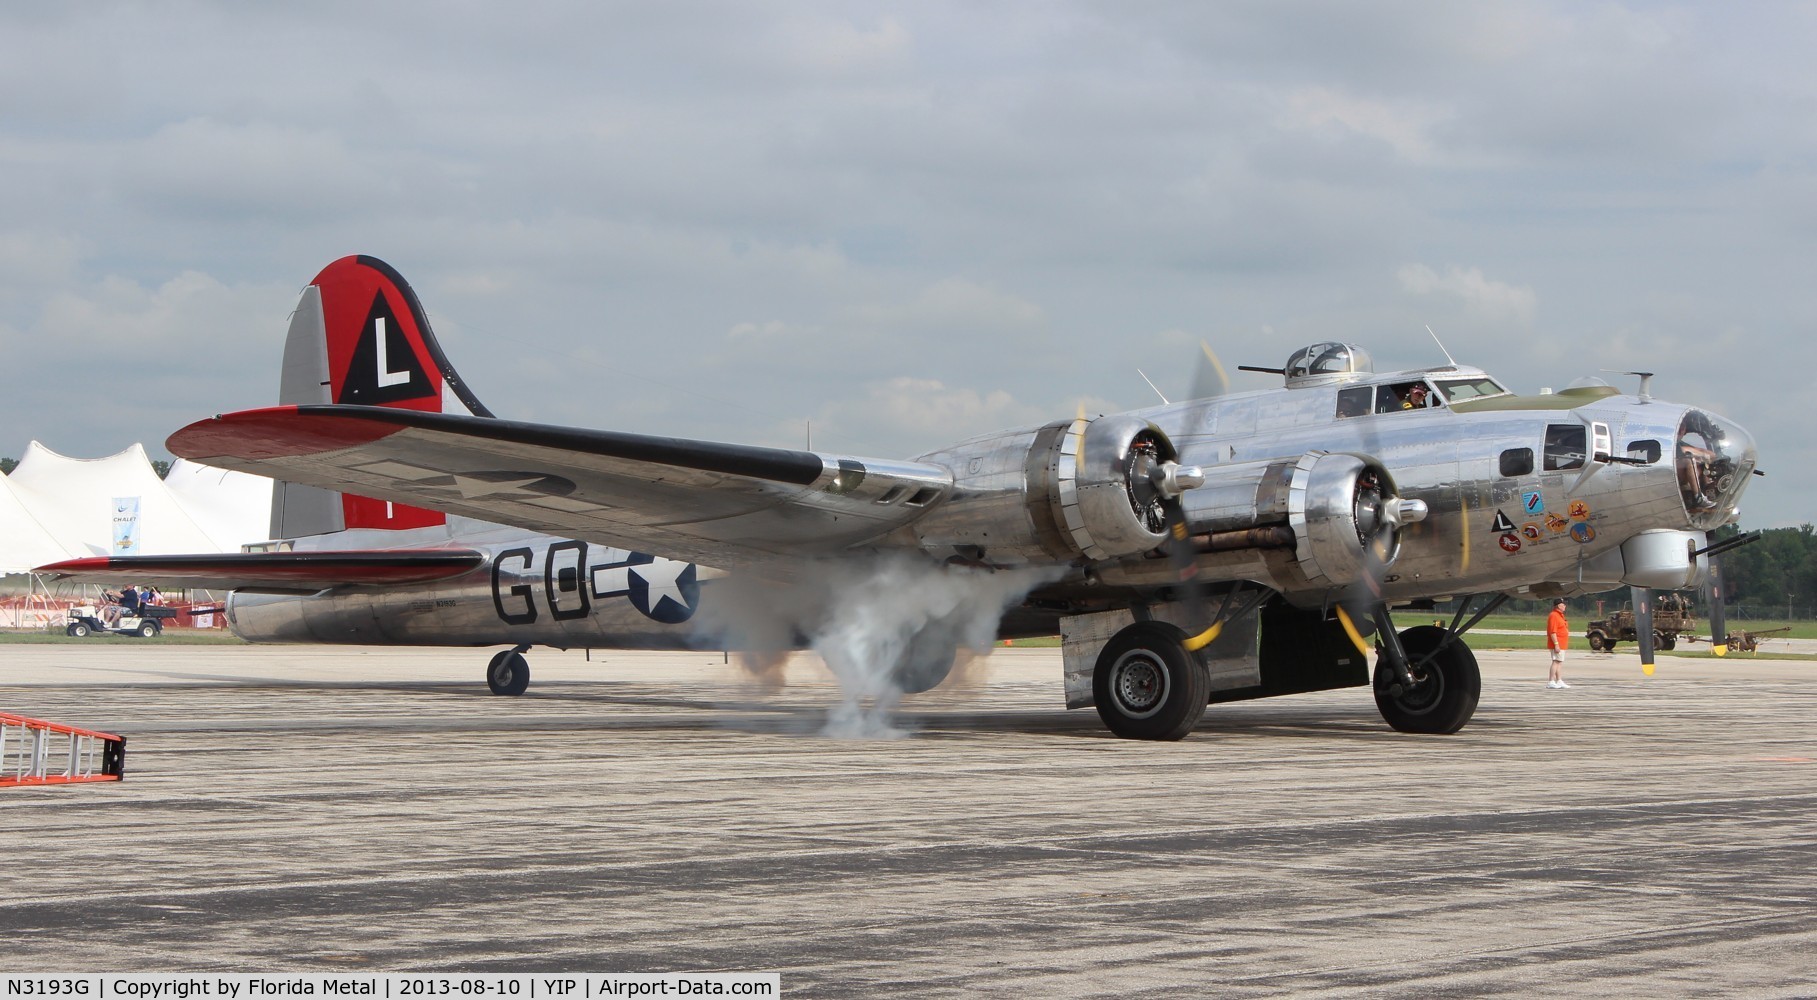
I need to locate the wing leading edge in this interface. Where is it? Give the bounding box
[168,406,955,568]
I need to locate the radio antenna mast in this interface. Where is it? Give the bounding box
[1136,369,1170,405]
[1425,324,1458,367]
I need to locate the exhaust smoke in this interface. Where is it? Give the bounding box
[695,554,1060,737]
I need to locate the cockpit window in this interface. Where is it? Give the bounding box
[1437,378,1508,401]
[1543,424,1586,471]
[1374,380,1440,414]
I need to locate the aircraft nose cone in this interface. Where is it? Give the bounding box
[1675,408,1758,529]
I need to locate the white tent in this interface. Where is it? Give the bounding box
[164,458,275,552]
[1,442,274,571]
[0,472,76,573]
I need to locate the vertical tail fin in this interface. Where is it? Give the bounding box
[269,255,491,540]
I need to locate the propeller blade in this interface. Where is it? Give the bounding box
[1186,341,1232,400]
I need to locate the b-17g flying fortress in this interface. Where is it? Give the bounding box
[40,254,1759,741]
[4,4,1813,992]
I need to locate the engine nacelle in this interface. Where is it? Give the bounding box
[1173,451,1400,589]
[913,416,1414,592]
[910,415,1176,563]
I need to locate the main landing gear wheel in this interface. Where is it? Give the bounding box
[893,629,959,694]
[1374,625,1480,735]
[1093,620,1209,741]
[486,649,530,696]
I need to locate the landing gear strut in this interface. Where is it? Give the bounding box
[1368,596,1500,734]
[1092,620,1209,741]
[487,644,531,696]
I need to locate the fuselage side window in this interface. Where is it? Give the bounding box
[1336,386,1372,419]
[1500,448,1534,477]
[1543,424,1587,471]
[1626,439,1662,464]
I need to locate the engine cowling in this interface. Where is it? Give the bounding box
[1175,451,1415,589]
[910,415,1181,563]
[911,416,1420,592]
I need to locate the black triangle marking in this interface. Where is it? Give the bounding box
[340,291,434,405]
[1491,510,1516,533]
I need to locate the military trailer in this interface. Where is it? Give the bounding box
[1585,592,1697,652]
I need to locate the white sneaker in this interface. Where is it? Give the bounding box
[1547,681,1560,688]
[1557,682,1571,689]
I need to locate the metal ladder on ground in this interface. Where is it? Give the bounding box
[1,713,126,786]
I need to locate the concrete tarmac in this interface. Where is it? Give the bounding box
[3,643,1815,996]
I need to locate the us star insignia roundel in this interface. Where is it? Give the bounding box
[624,554,700,624]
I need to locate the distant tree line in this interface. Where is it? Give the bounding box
[0,456,168,478]
[1708,523,1817,621]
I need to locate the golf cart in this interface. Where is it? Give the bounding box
[66,603,178,638]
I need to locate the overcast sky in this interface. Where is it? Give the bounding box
[2,2,1812,528]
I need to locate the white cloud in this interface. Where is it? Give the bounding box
[767,15,913,77]
[727,319,820,342]
[0,231,82,302]
[845,277,1044,332]
[1279,87,1445,163]
[808,376,1051,457]
[1397,264,1537,326]
[0,2,1808,526]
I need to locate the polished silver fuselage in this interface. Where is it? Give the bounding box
[1152,388,1699,601]
[229,365,1754,648]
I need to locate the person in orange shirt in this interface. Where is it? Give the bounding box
[1546,598,1571,689]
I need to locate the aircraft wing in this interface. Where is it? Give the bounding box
[34,550,490,594]
[168,405,955,569]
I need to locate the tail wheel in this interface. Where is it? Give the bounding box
[486,650,530,696]
[1092,620,1209,741]
[1374,625,1480,735]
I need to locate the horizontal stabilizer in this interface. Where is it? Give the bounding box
[35,550,488,593]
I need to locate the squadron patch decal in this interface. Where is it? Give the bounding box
[1570,522,1596,544]
[1522,490,1545,515]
